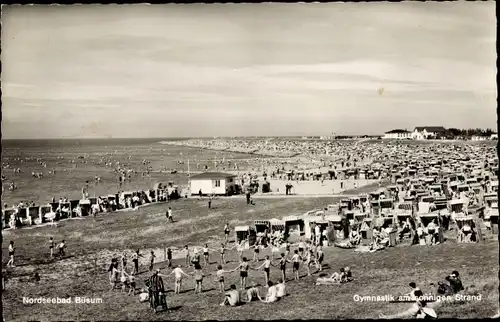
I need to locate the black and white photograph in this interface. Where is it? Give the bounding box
[1,2,498,320]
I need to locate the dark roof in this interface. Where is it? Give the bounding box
[414,126,446,133]
[385,129,411,134]
[190,172,237,180]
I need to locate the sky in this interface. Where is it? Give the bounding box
[1,2,497,139]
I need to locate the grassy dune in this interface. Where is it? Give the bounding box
[2,193,498,321]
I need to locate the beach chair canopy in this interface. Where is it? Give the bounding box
[449,199,465,205]
[235,225,250,232]
[283,215,302,222]
[325,215,342,222]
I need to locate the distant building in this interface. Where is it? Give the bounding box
[412,126,446,140]
[190,172,237,196]
[491,133,498,140]
[384,129,412,139]
[471,135,490,141]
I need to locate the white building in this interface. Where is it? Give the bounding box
[471,135,490,141]
[384,129,412,139]
[412,126,446,140]
[491,133,498,140]
[190,172,237,196]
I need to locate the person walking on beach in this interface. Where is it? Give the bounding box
[7,241,15,267]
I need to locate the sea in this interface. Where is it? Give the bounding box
[1,138,273,206]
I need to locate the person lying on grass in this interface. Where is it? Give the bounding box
[260,281,279,303]
[245,284,263,303]
[404,282,421,300]
[315,267,352,285]
[220,284,241,307]
[379,290,437,319]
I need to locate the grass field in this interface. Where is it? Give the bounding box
[2,188,498,321]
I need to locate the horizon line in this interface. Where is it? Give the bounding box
[1,134,383,141]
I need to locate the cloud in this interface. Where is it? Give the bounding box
[0,2,496,138]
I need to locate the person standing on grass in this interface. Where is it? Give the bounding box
[224,223,230,243]
[149,251,156,272]
[44,237,55,258]
[298,240,305,257]
[271,242,280,261]
[303,249,315,276]
[128,274,136,296]
[257,255,274,285]
[251,243,261,262]
[214,264,231,293]
[167,207,173,223]
[149,269,168,313]
[121,253,127,270]
[58,240,66,258]
[108,259,119,290]
[191,249,202,269]
[132,250,143,275]
[166,248,172,268]
[6,241,15,267]
[164,265,190,294]
[192,266,205,294]
[220,243,229,264]
[235,241,245,261]
[184,245,191,267]
[284,241,291,257]
[231,257,252,290]
[291,250,302,281]
[208,196,212,209]
[315,245,324,272]
[279,253,290,283]
[203,244,210,267]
